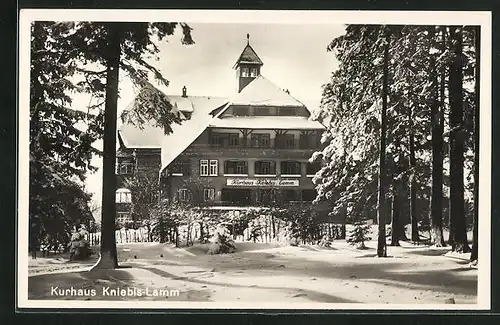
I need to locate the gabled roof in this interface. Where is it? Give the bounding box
[118,121,168,149]
[119,76,321,174]
[118,84,227,149]
[226,75,305,107]
[233,44,264,69]
[160,102,226,172]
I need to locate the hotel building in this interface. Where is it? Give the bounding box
[115,37,326,224]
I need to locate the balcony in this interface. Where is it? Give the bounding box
[184,146,316,159]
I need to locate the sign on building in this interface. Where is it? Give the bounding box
[226,178,299,187]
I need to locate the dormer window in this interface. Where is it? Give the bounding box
[250,67,258,77]
[241,67,250,77]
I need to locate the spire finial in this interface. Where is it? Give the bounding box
[247,33,250,45]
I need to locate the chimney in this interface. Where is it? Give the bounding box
[182,86,187,98]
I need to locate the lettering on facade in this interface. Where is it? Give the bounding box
[226,178,299,187]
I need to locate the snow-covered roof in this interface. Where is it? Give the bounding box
[172,96,194,112]
[233,44,264,68]
[160,102,225,172]
[119,76,322,175]
[227,76,305,107]
[209,116,324,130]
[118,89,227,149]
[118,121,167,149]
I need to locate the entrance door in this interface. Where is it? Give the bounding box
[221,188,252,206]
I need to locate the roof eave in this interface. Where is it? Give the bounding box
[232,61,264,70]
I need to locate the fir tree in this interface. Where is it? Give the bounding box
[30,21,194,268]
[347,221,372,250]
[315,24,479,255]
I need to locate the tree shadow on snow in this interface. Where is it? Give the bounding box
[28,267,210,301]
[176,254,477,297]
[140,266,359,303]
[402,249,450,257]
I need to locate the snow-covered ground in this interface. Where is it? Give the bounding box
[28,251,99,276]
[28,234,477,305]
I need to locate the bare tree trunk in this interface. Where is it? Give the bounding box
[430,31,446,247]
[175,226,179,248]
[448,27,470,253]
[471,26,480,261]
[98,23,121,269]
[390,179,404,246]
[271,215,276,239]
[340,206,347,239]
[199,221,204,242]
[408,101,419,242]
[30,218,39,259]
[377,30,390,258]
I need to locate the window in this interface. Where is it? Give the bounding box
[209,160,218,176]
[203,188,215,201]
[306,162,321,176]
[255,161,276,175]
[116,188,132,203]
[241,67,249,77]
[250,68,258,77]
[256,189,276,205]
[210,133,222,147]
[210,133,239,147]
[178,188,191,202]
[201,159,217,176]
[221,188,251,206]
[251,134,270,148]
[275,134,295,149]
[116,212,132,225]
[254,106,270,116]
[200,160,209,176]
[299,133,320,149]
[279,107,295,116]
[229,134,240,147]
[281,161,301,176]
[224,160,248,175]
[116,161,134,175]
[170,160,190,176]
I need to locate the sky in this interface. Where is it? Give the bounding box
[83,22,346,219]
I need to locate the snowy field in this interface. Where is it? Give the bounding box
[28,227,477,305]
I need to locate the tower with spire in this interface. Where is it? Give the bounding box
[233,34,264,93]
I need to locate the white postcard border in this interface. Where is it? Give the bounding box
[17,9,492,310]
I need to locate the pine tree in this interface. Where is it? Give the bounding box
[448,27,470,253]
[470,25,480,262]
[429,26,446,247]
[376,27,390,257]
[315,24,478,256]
[30,21,194,268]
[30,22,102,257]
[347,221,372,250]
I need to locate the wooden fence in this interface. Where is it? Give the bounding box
[86,227,152,245]
[86,220,343,246]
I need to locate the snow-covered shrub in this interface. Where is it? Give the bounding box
[247,220,263,243]
[318,234,333,248]
[207,226,236,254]
[280,221,300,246]
[289,236,300,246]
[347,221,371,249]
[331,224,343,239]
[385,224,392,237]
[68,225,92,260]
